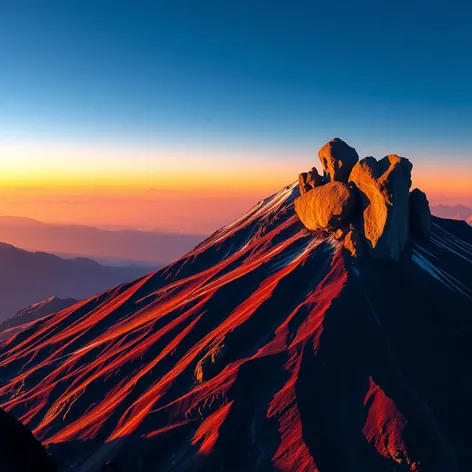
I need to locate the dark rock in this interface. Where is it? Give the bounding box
[409,189,432,239]
[101,460,122,472]
[318,138,359,183]
[295,181,356,231]
[0,408,56,472]
[349,155,412,261]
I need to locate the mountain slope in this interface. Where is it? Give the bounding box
[0,183,471,472]
[0,243,151,320]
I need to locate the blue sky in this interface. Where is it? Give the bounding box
[0,1,471,191]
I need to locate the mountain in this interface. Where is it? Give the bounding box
[0,243,151,320]
[0,184,471,471]
[0,297,77,342]
[431,205,472,224]
[0,216,203,265]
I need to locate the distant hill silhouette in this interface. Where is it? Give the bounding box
[0,296,77,341]
[0,243,151,320]
[0,216,203,265]
[431,204,472,224]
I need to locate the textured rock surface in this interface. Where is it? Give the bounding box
[349,154,412,261]
[294,181,355,231]
[298,167,324,194]
[410,188,432,239]
[0,408,56,472]
[343,228,364,259]
[318,138,359,182]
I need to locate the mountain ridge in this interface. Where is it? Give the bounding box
[0,182,470,471]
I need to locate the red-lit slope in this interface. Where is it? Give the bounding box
[0,183,472,472]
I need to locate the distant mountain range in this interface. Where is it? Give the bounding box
[0,216,203,266]
[431,204,472,225]
[0,242,151,321]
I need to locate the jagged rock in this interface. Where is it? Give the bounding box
[318,138,359,183]
[409,189,432,239]
[343,228,364,259]
[299,167,324,194]
[295,181,355,231]
[0,407,56,472]
[349,155,412,261]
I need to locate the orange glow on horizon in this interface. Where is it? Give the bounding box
[1,140,471,234]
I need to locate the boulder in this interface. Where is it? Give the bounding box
[318,138,359,183]
[299,167,324,194]
[409,189,432,239]
[295,181,355,231]
[349,155,412,261]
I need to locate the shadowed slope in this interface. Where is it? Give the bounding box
[0,183,471,472]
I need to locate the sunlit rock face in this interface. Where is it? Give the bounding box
[350,154,412,261]
[318,137,359,183]
[294,181,356,231]
[343,227,364,259]
[298,167,324,194]
[409,188,432,239]
[295,139,432,262]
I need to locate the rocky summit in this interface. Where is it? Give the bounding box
[318,137,359,183]
[296,139,430,261]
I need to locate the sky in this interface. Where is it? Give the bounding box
[0,0,471,234]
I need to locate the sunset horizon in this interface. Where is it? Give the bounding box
[0,3,471,472]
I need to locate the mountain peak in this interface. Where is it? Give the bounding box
[295,139,431,261]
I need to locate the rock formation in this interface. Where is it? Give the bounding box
[294,181,355,231]
[350,154,413,261]
[318,137,359,182]
[409,188,432,239]
[0,407,56,472]
[295,139,431,262]
[299,167,324,194]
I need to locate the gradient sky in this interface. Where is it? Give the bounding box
[0,1,471,233]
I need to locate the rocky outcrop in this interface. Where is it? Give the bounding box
[294,139,431,262]
[409,189,432,239]
[349,155,412,261]
[318,138,359,183]
[0,408,56,472]
[294,181,355,231]
[299,167,324,194]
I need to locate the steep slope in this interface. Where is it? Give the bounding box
[0,183,471,472]
[0,244,151,320]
